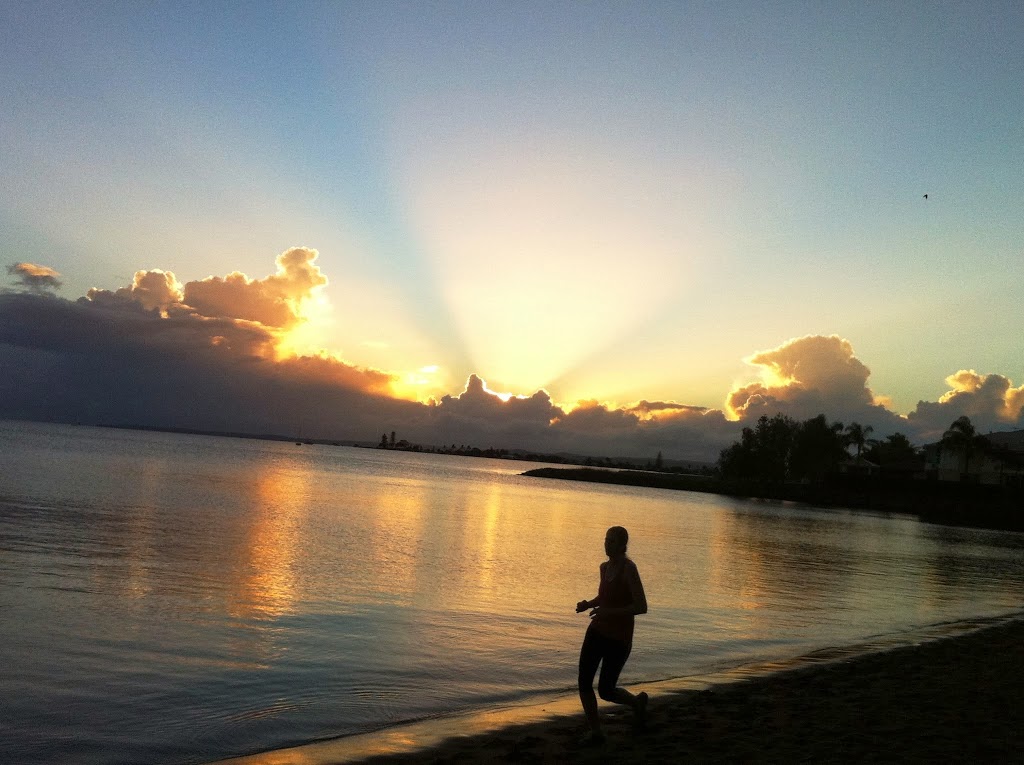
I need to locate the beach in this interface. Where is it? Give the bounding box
[347,618,1024,764]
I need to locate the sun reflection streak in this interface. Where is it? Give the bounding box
[705,511,773,642]
[474,485,502,599]
[228,465,308,620]
[365,478,426,606]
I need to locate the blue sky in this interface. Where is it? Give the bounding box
[2,1,1022,428]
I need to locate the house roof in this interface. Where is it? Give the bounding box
[985,429,1024,453]
[841,456,879,468]
[923,428,1024,454]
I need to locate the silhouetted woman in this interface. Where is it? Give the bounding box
[576,525,648,744]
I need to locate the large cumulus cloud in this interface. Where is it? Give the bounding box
[182,247,327,328]
[722,335,1024,444]
[3,252,1022,461]
[424,374,564,448]
[82,247,327,328]
[553,399,735,462]
[906,370,1024,442]
[87,269,184,314]
[0,250,405,437]
[726,335,901,431]
[419,379,736,461]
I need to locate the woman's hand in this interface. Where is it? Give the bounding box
[576,599,590,613]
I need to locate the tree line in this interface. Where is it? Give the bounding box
[717,413,919,483]
[717,413,1023,485]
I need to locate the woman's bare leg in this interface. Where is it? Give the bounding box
[578,679,602,735]
[605,687,635,705]
[578,629,604,738]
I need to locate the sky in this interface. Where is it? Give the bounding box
[2,1,1023,460]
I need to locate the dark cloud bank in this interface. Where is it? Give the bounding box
[3,252,1022,462]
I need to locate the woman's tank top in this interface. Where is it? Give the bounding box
[593,559,636,646]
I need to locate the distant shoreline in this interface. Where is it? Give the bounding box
[523,467,1024,533]
[84,421,712,469]
[18,420,1024,533]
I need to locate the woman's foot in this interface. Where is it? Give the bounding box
[634,691,649,729]
[576,730,606,747]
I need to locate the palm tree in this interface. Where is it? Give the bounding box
[940,416,988,480]
[844,422,874,460]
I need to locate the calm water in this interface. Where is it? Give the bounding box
[2,420,1024,764]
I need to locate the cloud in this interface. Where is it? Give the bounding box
[0,285,412,435]
[720,335,1024,446]
[556,400,639,433]
[275,353,395,397]
[425,375,565,447]
[87,269,184,314]
[725,334,898,429]
[0,250,402,437]
[182,247,327,328]
[906,370,1024,442]
[3,254,1023,463]
[1,288,276,359]
[626,400,710,418]
[6,262,62,292]
[419,383,736,461]
[551,399,735,462]
[82,248,328,331]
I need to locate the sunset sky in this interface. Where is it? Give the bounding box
[2,2,1022,459]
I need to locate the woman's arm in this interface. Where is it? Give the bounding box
[576,564,605,612]
[625,562,648,615]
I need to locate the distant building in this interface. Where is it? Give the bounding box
[922,428,1024,486]
[838,457,880,477]
[987,429,1024,452]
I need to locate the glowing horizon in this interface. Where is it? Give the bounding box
[2,3,1023,457]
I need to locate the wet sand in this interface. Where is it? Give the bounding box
[348,618,1024,765]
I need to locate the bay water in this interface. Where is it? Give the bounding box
[2,420,1023,764]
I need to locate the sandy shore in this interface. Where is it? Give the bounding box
[344,618,1024,765]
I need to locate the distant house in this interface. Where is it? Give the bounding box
[922,428,1024,486]
[838,457,879,477]
[987,429,1024,452]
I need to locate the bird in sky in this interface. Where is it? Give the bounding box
[923,193,929,200]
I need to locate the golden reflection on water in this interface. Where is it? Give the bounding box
[365,476,427,606]
[9,423,1024,765]
[296,465,597,651]
[229,463,308,620]
[475,484,501,597]
[80,452,310,624]
[707,510,770,616]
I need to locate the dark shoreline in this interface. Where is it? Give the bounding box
[523,467,1024,532]
[380,616,1024,764]
[215,615,1024,764]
